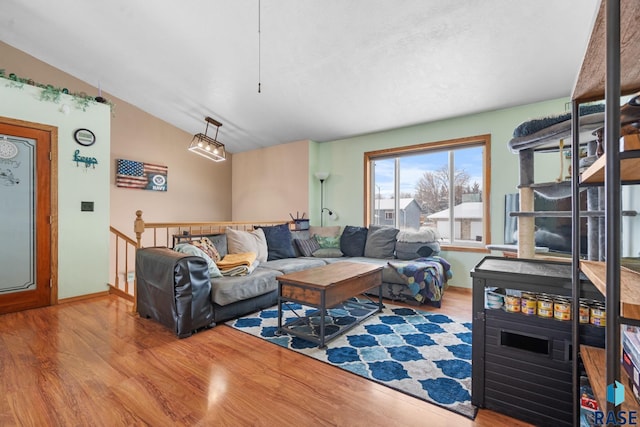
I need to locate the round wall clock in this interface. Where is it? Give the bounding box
[74,128,96,146]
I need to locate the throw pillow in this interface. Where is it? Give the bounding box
[190,237,221,262]
[340,225,368,257]
[295,236,321,257]
[225,227,268,263]
[308,225,341,238]
[364,224,399,258]
[290,230,311,257]
[174,243,223,278]
[396,227,440,243]
[208,233,228,258]
[255,223,296,261]
[314,235,341,249]
[312,247,344,258]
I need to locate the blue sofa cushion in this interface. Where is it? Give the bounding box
[256,223,296,260]
[340,225,368,256]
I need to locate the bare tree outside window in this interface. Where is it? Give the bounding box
[365,135,490,249]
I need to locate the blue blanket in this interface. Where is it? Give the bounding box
[387,256,452,303]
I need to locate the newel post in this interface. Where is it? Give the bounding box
[134,210,145,249]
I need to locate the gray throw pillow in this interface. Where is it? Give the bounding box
[364,225,399,259]
[290,230,311,257]
[295,237,321,257]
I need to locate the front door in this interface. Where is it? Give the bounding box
[0,119,56,314]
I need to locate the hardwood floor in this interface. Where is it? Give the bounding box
[0,287,532,426]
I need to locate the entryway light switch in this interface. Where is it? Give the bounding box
[81,201,94,212]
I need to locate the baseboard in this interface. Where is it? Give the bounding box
[107,285,135,302]
[58,290,110,304]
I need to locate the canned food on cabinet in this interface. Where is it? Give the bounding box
[504,299,521,313]
[538,307,554,318]
[590,304,606,327]
[521,295,537,315]
[554,299,571,321]
[579,303,590,324]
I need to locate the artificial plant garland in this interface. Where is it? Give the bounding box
[0,69,115,115]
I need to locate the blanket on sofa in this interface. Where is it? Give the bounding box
[216,252,258,276]
[387,256,452,303]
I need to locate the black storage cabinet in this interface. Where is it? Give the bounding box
[471,256,604,426]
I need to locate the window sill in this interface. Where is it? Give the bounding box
[439,245,491,254]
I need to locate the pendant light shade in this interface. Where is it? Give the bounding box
[189,116,227,162]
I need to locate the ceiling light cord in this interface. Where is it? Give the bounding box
[258,0,261,93]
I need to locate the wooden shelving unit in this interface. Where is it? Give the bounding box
[581,345,639,413]
[581,260,640,305]
[571,1,640,102]
[581,260,640,321]
[571,0,640,419]
[580,151,640,184]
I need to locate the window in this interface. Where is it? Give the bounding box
[364,134,491,251]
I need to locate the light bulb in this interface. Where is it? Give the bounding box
[213,148,219,154]
[197,141,204,148]
[205,144,211,151]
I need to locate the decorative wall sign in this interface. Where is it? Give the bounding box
[115,158,168,191]
[73,149,98,168]
[74,128,96,146]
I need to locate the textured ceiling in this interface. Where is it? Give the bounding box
[0,0,600,153]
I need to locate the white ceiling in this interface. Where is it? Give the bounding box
[0,0,600,154]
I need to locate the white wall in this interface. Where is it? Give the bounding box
[0,82,110,299]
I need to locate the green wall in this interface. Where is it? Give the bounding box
[0,81,111,299]
[312,97,571,287]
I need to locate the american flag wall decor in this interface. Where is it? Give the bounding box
[115,159,168,191]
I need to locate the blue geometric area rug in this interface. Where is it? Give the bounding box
[226,301,477,419]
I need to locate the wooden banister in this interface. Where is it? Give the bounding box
[108,225,138,312]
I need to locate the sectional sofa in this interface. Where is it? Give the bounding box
[135,224,450,338]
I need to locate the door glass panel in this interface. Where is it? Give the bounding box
[0,134,36,293]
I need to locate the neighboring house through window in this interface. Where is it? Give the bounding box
[364,134,491,251]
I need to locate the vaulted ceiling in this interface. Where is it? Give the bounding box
[0,0,599,153]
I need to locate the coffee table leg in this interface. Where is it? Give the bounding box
[377,284,383,312]
[277,282,282,336]
[319,292,326,348]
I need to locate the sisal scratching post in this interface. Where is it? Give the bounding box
[518,149,535,258]
[518,187,535,258]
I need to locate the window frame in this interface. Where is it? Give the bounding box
[363,134,492,252]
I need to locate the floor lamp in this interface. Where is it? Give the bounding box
[315,172,329,226]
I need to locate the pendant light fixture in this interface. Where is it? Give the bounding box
[188,116,227,162]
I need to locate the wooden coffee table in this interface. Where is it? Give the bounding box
[276,262,383,348]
